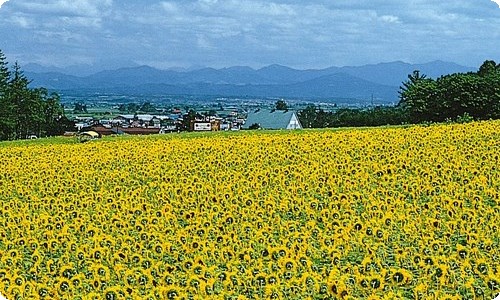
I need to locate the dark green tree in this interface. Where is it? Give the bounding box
[0,50,72,140]
[248,123,260,130]
[118,104,127,112]
[0,50,15,140]
[275,100,288,111]
[8,62,36,138]
[436,73,481,120]
[298,104,318,128]
[298,105,333,128]
[398,70,439,123]
[399,61,500,123]
[40,89,66,136]
[140,102,156,113]
[0,50,9,94]
[73,102,88,114]
[126,103,140,113]
[181,109,197,131]
[478,60,499,77]
[399,70,426,95]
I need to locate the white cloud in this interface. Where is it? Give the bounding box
[1,0,500,69]
[10,15,31,27]
[492,0,500,7]
[379,15,400,23]
[0,0,8,8]
[13,0,112,17]
[161,1,179,14]
[0,0,114,31]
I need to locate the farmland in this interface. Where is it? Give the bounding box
[0,121,499,299]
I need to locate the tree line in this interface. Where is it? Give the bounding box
[0,50,73,140]
[299,60,500,128]
[399,60,500,123]
[298,105,408,128]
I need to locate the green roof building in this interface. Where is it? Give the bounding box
[243,109,302,130]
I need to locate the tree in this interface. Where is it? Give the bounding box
[74,102,88,114]
[478,60,498,77]
[398,61,500,123]
[126,103,140,113]
[298,105,317,128]
[398,69,441,123]
[298,105,331,128]
[275,100,288,111]
[8,61,35,138]
[181,109,197,131]
[40,89,66,136]
[248,123,260,130]
[207,109,218,117]
[118,104,127,112]
[140,102,156,113]
[398,70,426,104]
[0,50,15,140]
[0,50,9,95]
[0,50,72,140]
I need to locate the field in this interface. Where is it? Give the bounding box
[0,121,499,299]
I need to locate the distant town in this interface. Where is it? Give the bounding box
[67,96,328,136]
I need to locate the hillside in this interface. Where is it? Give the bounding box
[25,61,474,103]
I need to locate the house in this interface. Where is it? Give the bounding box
[113,115,134,126]
[150,117,161,128]
[74,116,95,131]
[243,109,302,130]
[120,127,161,135]
[136,114,155,123]
[91,125,125,136]
[220,122,231,131]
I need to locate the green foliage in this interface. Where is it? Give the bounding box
[298,105,331,128]
[181,109,197,131]
[275,100,288,111]
[206,109,218,117]
[0,49,72,140]
[455,112,475,124]
[118,103,141,113]
[0,50,14,140]
[140,102,156,113]
[73,102,88,113]
[399,60,500,123]
[298,104,408,128]
[248,123,261,130]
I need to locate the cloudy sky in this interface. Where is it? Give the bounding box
[0,0,499,70]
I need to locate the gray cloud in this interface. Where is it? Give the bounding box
[0,0,499,70]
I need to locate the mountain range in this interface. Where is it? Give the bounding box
[25,61,475,104]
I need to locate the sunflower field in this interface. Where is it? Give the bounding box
[0,121,499,299]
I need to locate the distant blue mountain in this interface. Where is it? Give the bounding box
[25,60,476,103]
[336,60,474,86]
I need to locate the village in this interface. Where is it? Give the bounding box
[73,103,303,138]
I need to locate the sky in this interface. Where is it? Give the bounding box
[0,0,500,71]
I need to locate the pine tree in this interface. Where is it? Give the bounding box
[0,50,15,139]
[0,50,70,140]
[8,61,34,138]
